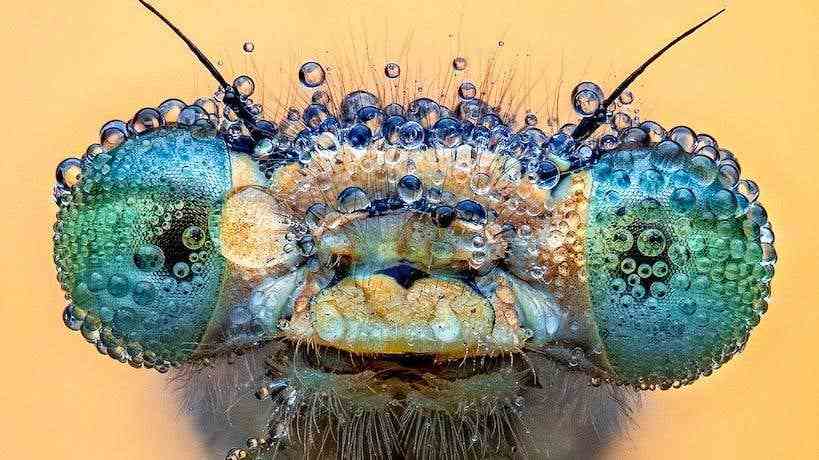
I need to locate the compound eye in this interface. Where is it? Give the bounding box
[586,144,776,387]
[55,128,233,367]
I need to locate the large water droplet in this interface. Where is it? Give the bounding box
[299,62,326,88]
[384,62,400,79]
[234,75,255,97]
[133,244,165,271]
[397,175,423,203]
[571,82,604,116]
[337,187,370,213]
[56,158,82,188]
[452,57,467,71]
[458,81,476,99]
[637,228,667,257]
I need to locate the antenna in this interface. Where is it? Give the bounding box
[571,9,726,141]
[138,0,273,140]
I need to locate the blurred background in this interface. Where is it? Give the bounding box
[1,0,817,458]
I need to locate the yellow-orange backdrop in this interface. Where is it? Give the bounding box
[1,1,817,458]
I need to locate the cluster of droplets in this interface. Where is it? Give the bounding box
[54,48,646,207]
[586,119,776,388]
[62,303,175,372]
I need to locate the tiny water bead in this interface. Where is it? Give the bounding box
[182,225,206,250]
[233,75,255,97]
[298,61,326,88]
[56,158,82,189]
[397,175,424,203]
[452,56,467,71]
[571,82,604,116]
[133,244,165,271]
[458,81,477,99]
[384,62,400,79]
[336,187,370,213]
[242,41,255,53]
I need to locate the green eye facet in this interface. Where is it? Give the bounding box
[586,144,775,386]
[55,129,232,366]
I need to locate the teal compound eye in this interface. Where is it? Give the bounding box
[55,126,231,368]
[584,136,776,388]
[54,121,284,369]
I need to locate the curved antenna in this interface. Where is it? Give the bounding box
[571,9,726,141]
[138,0,273,140]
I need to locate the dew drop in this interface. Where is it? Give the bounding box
[133,244,165,272]
[299,61,326,88]
[173,262,191,279]
[397,175,424,203]
[571,82,604,116]
[243,41,255,53]
[458,81,477,99]
[452,56,467,71]
[233,75,255,97]
[637,228,667,257]
[525,113,538,126]
[56,158,82,189]
[182,225,206,250]
[337,187,370,213]
[384,62,401,79]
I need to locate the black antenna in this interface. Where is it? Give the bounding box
[138,0,273,140]
[571,9,726,141]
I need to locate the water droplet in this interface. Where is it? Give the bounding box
[398,121,424,149]
[182,225,206,250]
[173,261,190,279]
[669,126,696,153]
[469,173,492,195]
[132,281,156,306]
[455,200,486,225]
[610,229,634,252]
[458,81,477,99]
[131,107,163,134]
[299,61,326,88]
[234,75,255,97]
[637,228,667,257]
[620,258,636,274]
[337,187,370,213]
[384,62,400,78]
[305,203,329,230]
[525,113,538,126]
[243,41,255,53]
[535,160,560,189]
[107,274,129,297]
[347,123,372,149]
[56,158,82,188]
[452,56,467,71]
[571,82,604,116]
[133,244,165,271]
[670,187,696,213]
[397,175,423,203]
[432,206,456,228]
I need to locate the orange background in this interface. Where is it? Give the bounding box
[1,1,817,459]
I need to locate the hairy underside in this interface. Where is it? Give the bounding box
[178,344,636,460]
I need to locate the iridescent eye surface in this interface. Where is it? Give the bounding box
[55,129,235,367]
[50,3,779,459]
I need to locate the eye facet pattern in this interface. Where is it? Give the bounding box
[55,128,233,367]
